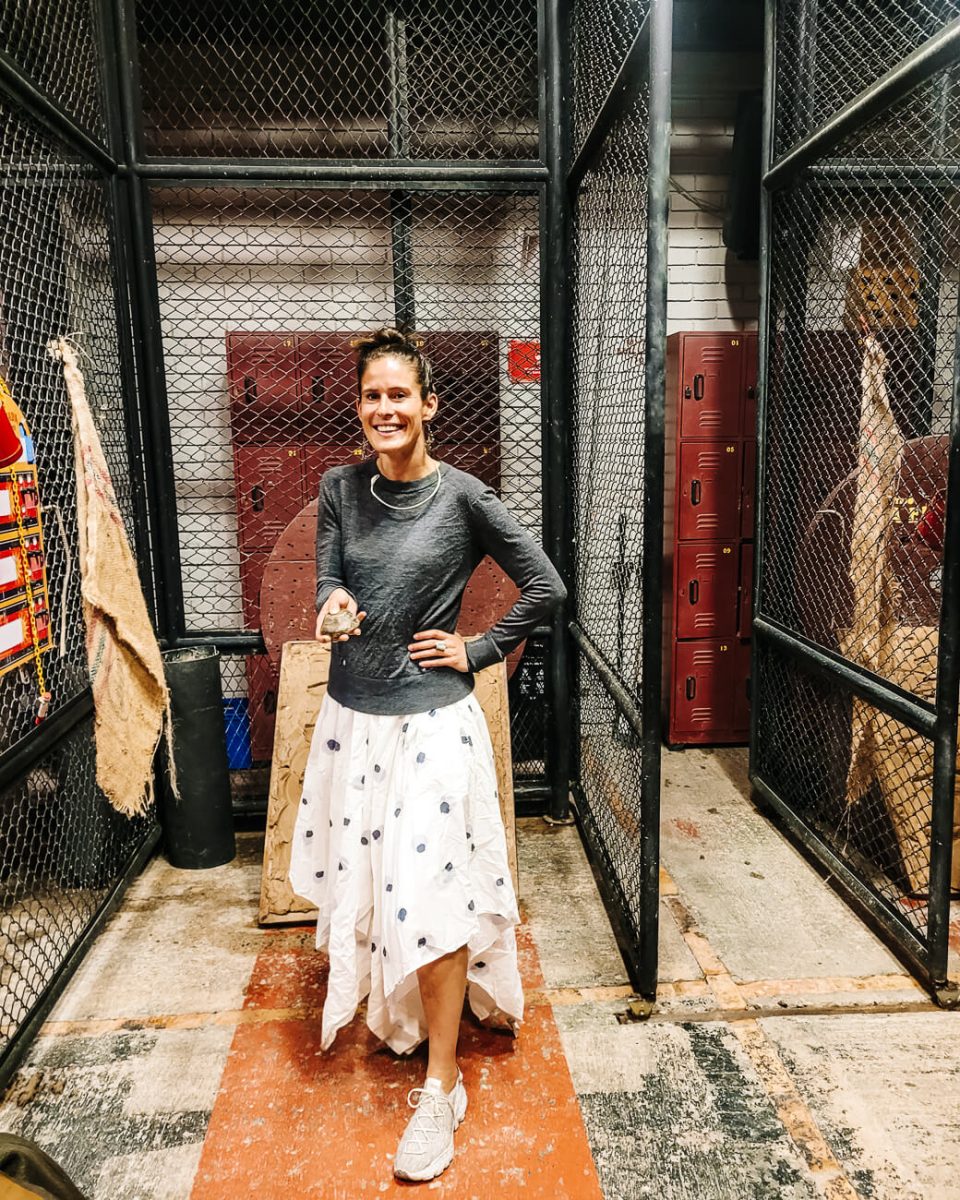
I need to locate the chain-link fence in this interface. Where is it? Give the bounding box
[568,0,669,996]
[0,24,159,1078]
[135,0,539,161]
[755,0,960,992]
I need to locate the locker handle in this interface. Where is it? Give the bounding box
[263,688,277,715]
[691,479,702,506]
[685,676,696,701]
[746,385,757,399]
[251,484,265,513]
[243,375,257,404]
[688,579,699,605]
[311,375,325,404]
[693,373,705,400]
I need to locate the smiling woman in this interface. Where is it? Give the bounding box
[287,327,566,1183]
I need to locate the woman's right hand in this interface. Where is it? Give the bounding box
[315,588,366,645]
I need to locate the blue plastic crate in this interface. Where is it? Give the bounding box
[222,697,252,770]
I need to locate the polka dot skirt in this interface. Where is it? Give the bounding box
[289,691,523,1055]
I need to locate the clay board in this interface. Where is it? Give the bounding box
[259,640,519,925]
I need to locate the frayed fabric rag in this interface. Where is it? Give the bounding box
[48,338,174,816]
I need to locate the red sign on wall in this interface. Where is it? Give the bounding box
[508,340,540,382]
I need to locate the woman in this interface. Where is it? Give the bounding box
[289,328,565,1182]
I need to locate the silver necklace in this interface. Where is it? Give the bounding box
[369,466,443,511]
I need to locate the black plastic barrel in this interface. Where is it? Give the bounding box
[159,647,236,869]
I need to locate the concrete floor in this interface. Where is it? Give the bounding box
[0,747,958,1199]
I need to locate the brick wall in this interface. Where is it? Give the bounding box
[668,95,760,336]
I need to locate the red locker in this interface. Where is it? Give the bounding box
[235,445,305,550]
[734,639,752,733]
[741,440,756,538]
[664,332,757,745]
[303,444,362,501]
[738,541,754,639]
[246,654,279,762]
[227,333,300,429]
[742,331,758,436]
[672,640,740,734]
[297,333,358,441]
[241,551,270,630]
[675,543,738,639]
[679,335,743,439]
[677,442,741,541]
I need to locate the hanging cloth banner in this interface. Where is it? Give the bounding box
[845,334,904,805]
[48,338,175,816]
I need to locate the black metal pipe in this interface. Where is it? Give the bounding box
[750,773,932,983]
[135,161,549,184]
[0,49,116,172]
[177,631,266,653]
[112,0,186,643]
[754,617,938,736]
[637,0,672,1002]
[385,5,416,330]
[925,312,960,984]
[570,623,644,739]
[765,16,960,191]
[567,12,651,190]
[750,0,778,777]
[542,0,573,823]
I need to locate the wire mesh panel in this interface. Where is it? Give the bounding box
[755,644,934,942]
[0,100,140,747]
[135,0,539,160]
[757,2,960,988]
[150,183,544,774]
[0,717,154,1060]
[0,0,107,144]
[568,0,669,994]
[773,0,960,157]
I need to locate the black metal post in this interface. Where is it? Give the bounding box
[750,0,778,781]
[926,314,960,999]
[386,4,417,331]
[636,0,672,1000]
[113,0,186,644]
[541,0,573,823]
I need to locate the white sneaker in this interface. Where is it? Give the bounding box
[393,1071,468,1181]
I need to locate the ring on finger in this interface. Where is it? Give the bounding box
[435,640,447,653]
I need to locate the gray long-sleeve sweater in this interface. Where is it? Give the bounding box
[315,459,566,716]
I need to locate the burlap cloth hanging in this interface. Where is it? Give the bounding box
[49,339,175,816]
[843,335,960,893]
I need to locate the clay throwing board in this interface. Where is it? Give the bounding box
[258,640,519,925]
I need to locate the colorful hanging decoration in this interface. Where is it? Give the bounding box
[0,375,52,720]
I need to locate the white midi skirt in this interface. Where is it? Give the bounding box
[288,689,524,1055]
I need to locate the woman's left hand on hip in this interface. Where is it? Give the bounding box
[408,629,469,673]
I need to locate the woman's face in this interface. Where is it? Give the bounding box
[357,354,438,460]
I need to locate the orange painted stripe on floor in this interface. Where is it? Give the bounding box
[190,923,604,1199]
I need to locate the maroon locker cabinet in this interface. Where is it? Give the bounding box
[663,331,757,745]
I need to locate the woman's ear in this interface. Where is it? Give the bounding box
[423,390,439,421]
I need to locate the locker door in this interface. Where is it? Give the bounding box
[679,335,743,438]
[734,638,752,733]
[227,333,300,434]
[235,445,305,550]
[246,654,279,762]
[738,541,754,639]
[240,551,270,630]
[302,444,363,502]
[298,333,358,442]
[672,639,739,733]
[675,543,738,638]
[420,332,500,442]
[677,442,741,540]
[742,331,758,436]
[741,439,757,538]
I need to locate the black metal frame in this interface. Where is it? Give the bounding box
[567,0,672,998]
[752,0,960,1001]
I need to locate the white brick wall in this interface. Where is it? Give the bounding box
[667,97,760,336]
